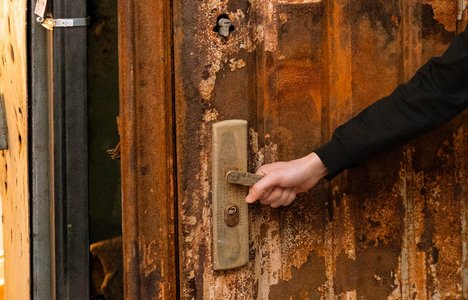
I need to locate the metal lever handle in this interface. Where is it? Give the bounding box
[226,171,263,187]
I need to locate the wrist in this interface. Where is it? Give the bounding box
[303,152,328,179]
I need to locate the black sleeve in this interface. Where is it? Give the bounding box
[315,28,468,179]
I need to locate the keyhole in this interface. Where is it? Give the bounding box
[213,14,235,38]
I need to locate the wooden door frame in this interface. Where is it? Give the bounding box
[118,0,178,299]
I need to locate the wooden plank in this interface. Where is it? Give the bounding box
[0,1,30,299]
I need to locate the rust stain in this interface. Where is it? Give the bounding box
[179,108,283,300]
[454,125,468,298]
[269,251,326,299]
[180,108,218,297]
[119,0,180,297]
[279,204,325,282]
[172,0,466,298]
[194,3,256,102]
[249,128,263,171]
[397,147,426,299]
[193,0,327,104]
[252,0,323,52]
[251,208,282,300]
[350,0,400,111]
[422,0,458,32]
[228,58,246,71]
[248,132,282,299]
[338,194,356,260]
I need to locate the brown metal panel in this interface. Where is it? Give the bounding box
[124,0,466,298]
[0,1,30,299]
[173,1,259,298]
[329,1,404,299]
[118,0,177,299]
[173,1,330,298]
[256,3,330,299]
[327,1,466,299]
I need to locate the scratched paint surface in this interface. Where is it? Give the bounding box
[174,0,466,299]
[0,1,29,299]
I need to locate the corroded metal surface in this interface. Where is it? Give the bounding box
[118,0,177,299]
[0,1,30,299]
[172,0,467,299]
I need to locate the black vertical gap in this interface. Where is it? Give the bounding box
[87,0,123,296]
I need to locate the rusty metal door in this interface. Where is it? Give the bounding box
[119,0,467,299]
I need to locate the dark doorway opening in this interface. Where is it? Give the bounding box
[87,0,122,298]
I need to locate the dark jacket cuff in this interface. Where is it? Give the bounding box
[314,138,355,180]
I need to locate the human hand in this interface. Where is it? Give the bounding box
[245,152,328,207]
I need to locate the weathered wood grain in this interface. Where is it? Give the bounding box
[0,1,29,299]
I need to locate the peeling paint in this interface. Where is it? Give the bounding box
[251,210,282,300]
[392,147,427,299]
[194,0,329,102]
[141,239,159,277]
[251,0,324,52]
[249,128,264,171]
[323,220,336,299]
[422,0,458,32]
[454,125,467,298]
[174,0,465,298]
[228,58,246,71]
[180,108,219,298]
[194,3,256,101]
[340,195,356,260]
[343,290,357,300]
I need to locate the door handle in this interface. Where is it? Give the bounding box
[226,171,263,187]
[211,120,252,270]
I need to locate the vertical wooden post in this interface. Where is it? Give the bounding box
[0,1,30,299]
